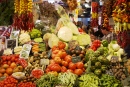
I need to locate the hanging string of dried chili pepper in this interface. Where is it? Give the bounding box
[91,2,98,27]
[13,0,34,31]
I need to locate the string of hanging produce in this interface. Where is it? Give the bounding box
[91,2,98,27]
[112,0,130,32]
[12,0,34,31]
[112,0,130,48]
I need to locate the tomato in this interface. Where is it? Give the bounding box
[15,59,18,62]
[74,69,83,75]
[2,56,7,61]
[6,56,11,61]
[61,61,68,67]
[76,62,84,69]
[47,63,54,69]
[64,55,72,63]
[69,62,76,70]
[52,50,59,54]
[11,57,15,62]
[57,50,63,58]
[14,54,19,58]
[50,64,61,72]
[66,69,74,73]
[54,57,62,64]
[49,59,56,64]
[61,66,67,72]
[52,46,59,51]
[61,51,67,59]
[45,68,50,73]
[58,41,66,49]
[8,61,11,65]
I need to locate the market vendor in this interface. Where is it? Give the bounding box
[101,26,116,43]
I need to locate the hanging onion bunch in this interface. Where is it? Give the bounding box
[39,1,60,26]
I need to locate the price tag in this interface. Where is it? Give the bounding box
[72,56,81,63]
[33,0,42,3]
[6,39,17,49]
[111,56,119,61]
[40,59,49,65]
[10,31,20,39]
[20,44,32,59]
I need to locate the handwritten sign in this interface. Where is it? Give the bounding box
[72,56,81,63]
[33,0,43,3]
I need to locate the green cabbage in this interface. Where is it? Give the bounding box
[77,34,91,46]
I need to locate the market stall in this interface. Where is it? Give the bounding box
[0,0,130,87]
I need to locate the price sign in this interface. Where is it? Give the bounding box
[40,59,49,65]
[33,0,43,3]
[6,39,17,49]
[72,56,81,63]
[111,56,119,61]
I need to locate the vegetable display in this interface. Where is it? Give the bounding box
[0,76,18,87]
[36,74,59,87]
[99,74,122,87]
[58,72,78,87]
[1,0,130,87]
[78,73,99,87]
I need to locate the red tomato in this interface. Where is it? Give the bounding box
[49,59,56,64]
[11,57,15,62]
[8,61,11,65]
[61,66,67,72]
[76,62,84,69]
[52,50,59,54]
[61,51,67,59]
[61,61,68,67]
[2,56,7,61]
[58,41,66,49]
[14,54,19,58]
[74,69,83,75]
[45,68,51,73]
[6,56,11,61]
[69,62,76,70]
[15,59,18,62]
[47,63,54,69]
[52,46,59,51]
[64,55,72,63]
[50,64,61,72]
[66,69,74,73]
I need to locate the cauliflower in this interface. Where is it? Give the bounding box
[19,33,31,44]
